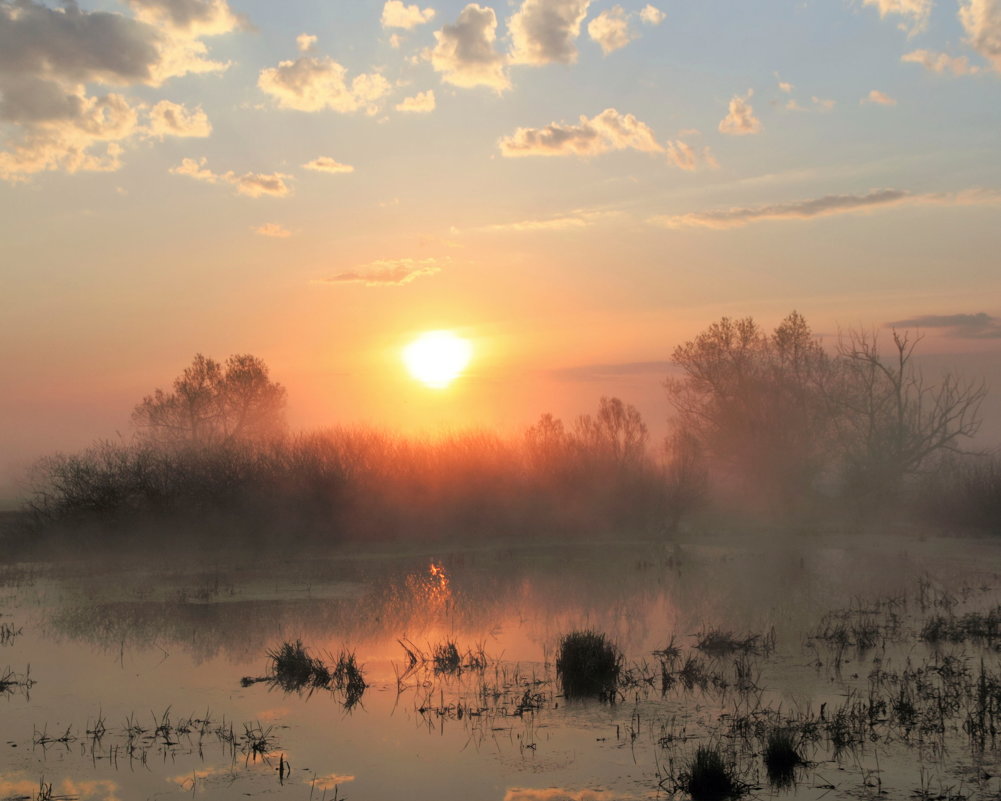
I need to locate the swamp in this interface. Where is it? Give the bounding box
[4,527,1001,801]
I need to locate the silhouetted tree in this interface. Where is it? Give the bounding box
[132,353,287,446]
[831,328,986,501]
[667,311,835,511]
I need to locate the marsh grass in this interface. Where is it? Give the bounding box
[695,628,771,657]
[922,607,1001,643]
[268,640,330,691]
[555,630,622,701]
[763,727,804,788]
[680,745,744,801]
[332,651,367,709]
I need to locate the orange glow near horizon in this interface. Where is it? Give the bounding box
[402,331,473,389]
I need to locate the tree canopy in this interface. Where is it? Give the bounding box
[132,354,287,446]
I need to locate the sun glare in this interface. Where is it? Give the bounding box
[402,331,473,389]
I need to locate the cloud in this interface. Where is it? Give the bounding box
[959,0,1001,72]
[718,91,761,135]
[124,0,249,37]
[588,7,634,54]
[649,188,1001,229]
[381,1,435,29]
[786,96,836,112]
[862,0,932,34]
[862,89,897,105]
[296,33,317,52]
[777,79,794,93]
[0,88,138,181]
[509,0,591,65]
[169,157,292,197]
[319,258,443,286]
[665,140,718,171]
[253,222,292,238]
[429,4,508,89]
[499,108,662,157]
[902,49,980,74]
[302,156,355,173]
[396,89,436,111]
[639,4,665,25]
[474,215,592,232]
[258,52,390,112]
[885,312,1001,338]
[147,100,211,137]
[0,0,238,181]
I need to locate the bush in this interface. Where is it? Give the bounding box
[555,630,622,701]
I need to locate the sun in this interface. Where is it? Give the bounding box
[402,331,473,389]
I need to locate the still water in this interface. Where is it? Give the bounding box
[2,529,1001,800]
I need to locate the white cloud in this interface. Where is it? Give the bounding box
[429,4,508,89]
[302,156,355,173]
[396,90,436,112]
[718,90,761,135]
[0,0,238,181]
[381,1,435,29]
[588,7,634,54]
[959,0,1001,72]
[902,49,980,74]
[639,4,665,25]
[253,222,292,237]
[320,258,443,286]
[649,187,1001,229]
[778,80,794,93]
[124,0,249,37]
[862,0,932,35]
[665,140,718,171]
[862,89,897,104]
[169,157,292,197]
[499,108,662,157]
[509,0,591,65]
[258,53,390,112]
[147,100,211,137]
[296,33,318,53]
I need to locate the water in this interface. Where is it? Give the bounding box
[2,529,1001,800]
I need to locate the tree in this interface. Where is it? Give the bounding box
[666,311,835,511]
[831,328,986,500]
[132,353,287,446]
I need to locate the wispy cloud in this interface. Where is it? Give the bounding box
[902,49,980,75]
[169,157,292,197]
[649,188,1001,229]
[147,101,212,138]
[588,7,634,54]
[302,156,355,173]
[862,0,932,35]
[253,222,292,238]
[318,257,444,286]
[665,140,718,171]
[499,108,661,157]
[885,312,1001,338]
[862,89,897,105]
[470,216,592,232]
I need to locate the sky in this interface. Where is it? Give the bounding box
[2,0,1001,500]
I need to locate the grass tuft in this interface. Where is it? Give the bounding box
[763,727,803,788]
[682,745,743,801]
[555,630,622,701]
[267,639,330,691]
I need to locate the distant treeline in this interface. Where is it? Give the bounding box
[15,312,1001,555]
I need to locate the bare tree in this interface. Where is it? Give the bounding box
[132,353,287,446]
[832,328,986,498]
